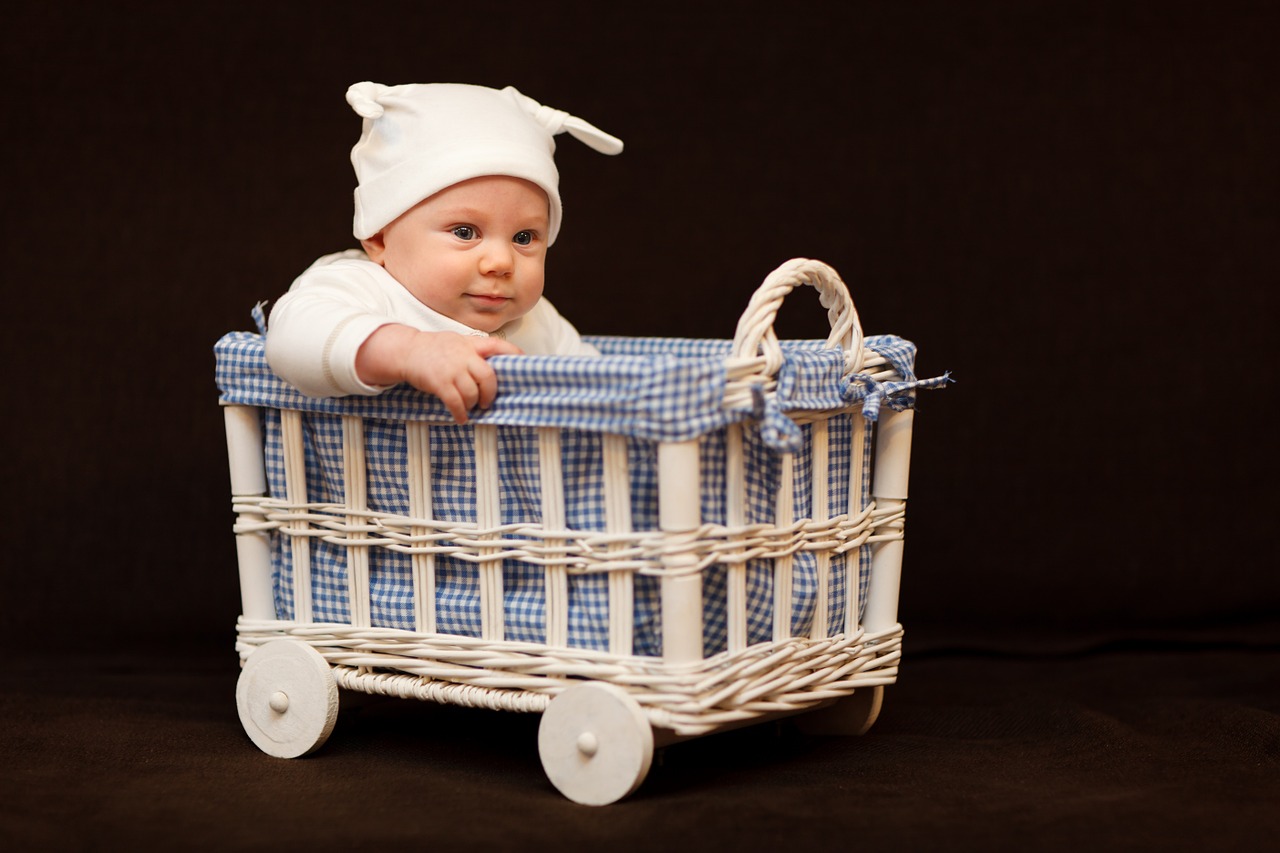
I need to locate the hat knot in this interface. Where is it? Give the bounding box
[345,82,386,119]
[502,86,624,156]
[533,104,570,135]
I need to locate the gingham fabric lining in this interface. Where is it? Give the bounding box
[218,322,928,655]
[216,326,931,444]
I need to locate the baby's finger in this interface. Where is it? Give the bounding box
[435,385,469,425]
[453,372,482,420]
[472,359,500,410]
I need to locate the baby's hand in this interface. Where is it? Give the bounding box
[402,332,523,423]
[356,326,523,424]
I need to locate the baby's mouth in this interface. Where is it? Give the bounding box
[466,294,511,308]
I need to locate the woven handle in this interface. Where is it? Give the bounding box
[730,258,864,375]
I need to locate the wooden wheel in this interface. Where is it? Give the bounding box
[794,685,885,736]
[236,640,339,758]
[538,682,654,805]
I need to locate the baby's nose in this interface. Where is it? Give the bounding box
[479,241,515,275]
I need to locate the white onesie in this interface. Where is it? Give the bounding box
[265,249,598,398]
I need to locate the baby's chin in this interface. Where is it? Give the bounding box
[461,311,513,334]
[459,314,517,336]
[460,299,532,333]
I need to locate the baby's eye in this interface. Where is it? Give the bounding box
[513,230,534,246]
[451,225,476,240]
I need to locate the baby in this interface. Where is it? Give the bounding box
[265,82,622,423]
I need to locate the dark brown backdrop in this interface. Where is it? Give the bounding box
[2,1,1276,849]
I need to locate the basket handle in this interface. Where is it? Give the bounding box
[730,258,864,375]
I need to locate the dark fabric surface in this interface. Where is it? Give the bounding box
[2,1,1277,847]
[3,642,1277,850]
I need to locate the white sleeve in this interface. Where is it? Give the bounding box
[264,261,397,397]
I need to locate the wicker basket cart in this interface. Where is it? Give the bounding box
[216,258,946,804]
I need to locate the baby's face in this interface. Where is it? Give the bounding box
[363,175,549,333]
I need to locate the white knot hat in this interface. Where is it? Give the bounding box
[345,82,623,245]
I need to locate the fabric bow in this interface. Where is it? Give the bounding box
[839,371,953,421]
[751,362,806,453]
[750,357,953,453]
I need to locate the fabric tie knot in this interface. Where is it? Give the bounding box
[532,104,570,135]
[503,86,624,156]
[746,365,806,453]
[840,371,953,421]
[345,82,386,118]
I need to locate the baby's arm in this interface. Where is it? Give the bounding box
[355,325,522,424]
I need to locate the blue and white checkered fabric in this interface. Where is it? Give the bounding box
[218,320,937,655]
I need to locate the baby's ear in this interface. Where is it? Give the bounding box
[360,234,387,264]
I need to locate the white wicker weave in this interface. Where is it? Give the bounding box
[224,258,927,804]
